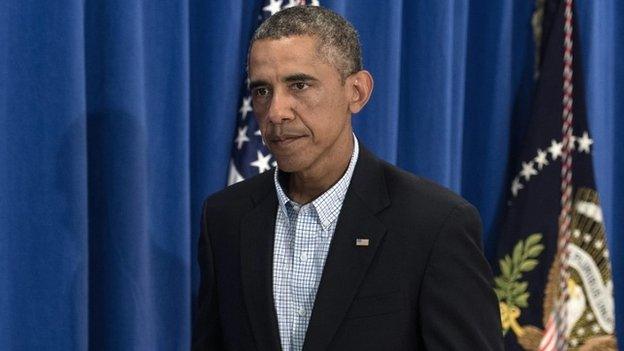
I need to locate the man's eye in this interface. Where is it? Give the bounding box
[254,87,269,97]
[292,82,308,90]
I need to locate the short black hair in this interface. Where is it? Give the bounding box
[251,6,363,79]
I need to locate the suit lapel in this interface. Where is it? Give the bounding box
[240,178,282,351]
[303,148,390,351]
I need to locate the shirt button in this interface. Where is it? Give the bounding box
[300,252,308,261]
[298,307,306,317]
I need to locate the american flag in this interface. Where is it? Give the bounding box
[227,0,320,185]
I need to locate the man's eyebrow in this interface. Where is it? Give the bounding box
[248,79,269,90]
[249,74,318,89]
[283,73,318,83]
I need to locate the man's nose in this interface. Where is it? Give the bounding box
[267,89,294,124]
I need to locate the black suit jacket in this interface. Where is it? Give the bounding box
[193,147,504,350]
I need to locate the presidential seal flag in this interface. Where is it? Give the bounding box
[494,0,617,350]
[228,0,320,185]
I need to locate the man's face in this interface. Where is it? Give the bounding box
[248,35,353,174]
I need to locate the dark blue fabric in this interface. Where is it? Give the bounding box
[1,1,622,349]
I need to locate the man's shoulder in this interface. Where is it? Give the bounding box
[378,159,469,211]
[203,170,274,212]
[369,156,482,247]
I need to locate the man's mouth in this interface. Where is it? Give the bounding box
[269,135,306,147]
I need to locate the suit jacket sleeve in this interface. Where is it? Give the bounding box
[192,201,224,351]
[419,202,504,350]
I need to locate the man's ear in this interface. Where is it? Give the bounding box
[346,70,374,114]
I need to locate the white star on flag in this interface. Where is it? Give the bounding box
[534,149,549,169]
[263,0,283,15]
[250,150,272,173]
[254,129,266,145]
[548,139,563,160]
[234,126,250,150]
[577,131,593,153]
[520,161,538,181]
[511,177,524,197]
[239,96,253,120]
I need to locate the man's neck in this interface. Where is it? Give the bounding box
[287,136,354,205]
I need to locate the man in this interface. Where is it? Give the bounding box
[194,6,503,351]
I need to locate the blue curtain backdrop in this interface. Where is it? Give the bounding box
[1,1,622,350]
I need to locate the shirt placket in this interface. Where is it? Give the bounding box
[275,206,295,351]
[289,203,318,350]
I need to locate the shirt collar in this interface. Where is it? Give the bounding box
[274,134,360,232]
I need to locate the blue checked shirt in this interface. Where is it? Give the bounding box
[272,137,360,351]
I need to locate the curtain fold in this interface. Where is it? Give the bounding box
[395,0,469,191]
[1,0,88,349]
[83,1,192,350]
[1,0,622,349]
[462,0,536,256]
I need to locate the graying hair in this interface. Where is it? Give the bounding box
[251,6,363,80]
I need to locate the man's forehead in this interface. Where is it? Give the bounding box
[251,35,319,52]
[250,36,320,65]
[248,36,329,79]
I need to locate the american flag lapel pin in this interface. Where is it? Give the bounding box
[355,238,370,247]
